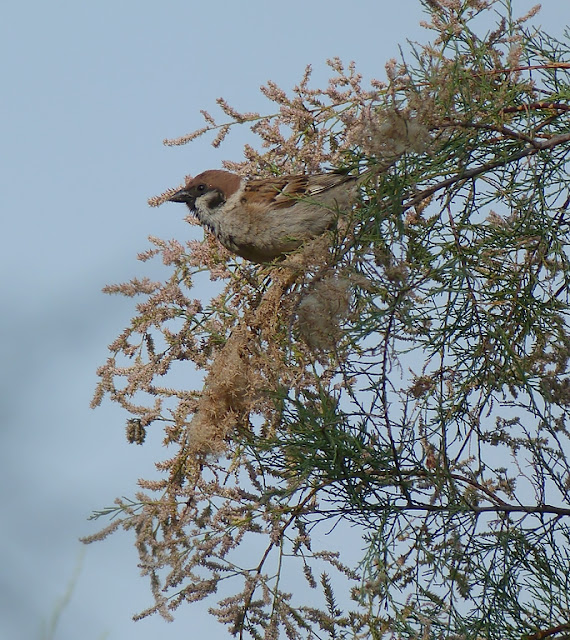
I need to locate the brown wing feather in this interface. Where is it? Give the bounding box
[244,173,354,210]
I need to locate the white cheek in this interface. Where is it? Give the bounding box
[195,194,218,214]
[195,194,209,209]
[193,195,224,235]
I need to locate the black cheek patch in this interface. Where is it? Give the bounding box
[208,189,226,209]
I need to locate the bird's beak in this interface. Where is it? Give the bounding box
[167,188,194,205]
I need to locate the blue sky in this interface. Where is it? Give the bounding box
[1,2,561,638]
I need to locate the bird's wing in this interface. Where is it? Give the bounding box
[244,174,354,210]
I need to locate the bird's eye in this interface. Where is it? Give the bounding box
[197,183,207,193]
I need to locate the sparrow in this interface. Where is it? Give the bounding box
[166,169,361,262]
